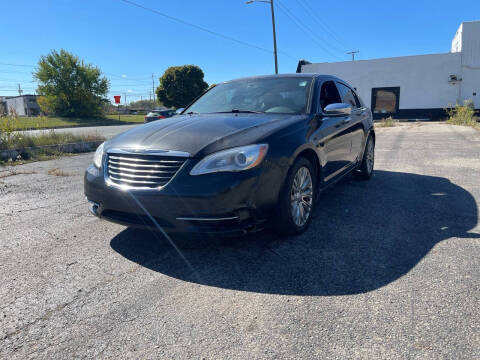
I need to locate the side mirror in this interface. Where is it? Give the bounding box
[324,103,352,116]
[175,108,185,115]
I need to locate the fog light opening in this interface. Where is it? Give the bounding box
[88,201,100,216]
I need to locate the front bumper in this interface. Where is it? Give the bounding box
[84,159,277,236]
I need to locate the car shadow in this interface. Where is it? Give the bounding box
[110,170,479,295]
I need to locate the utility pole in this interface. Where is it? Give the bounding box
[152,73,156,106]
[246,0,278,74]
[270,0,278,74]
[347,50,360,62]
[17,84,23,96]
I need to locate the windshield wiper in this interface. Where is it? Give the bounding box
[186,111,199,114]
[215,109,263,114]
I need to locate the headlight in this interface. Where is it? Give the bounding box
[92,142,105,168]
[190,144,269,175]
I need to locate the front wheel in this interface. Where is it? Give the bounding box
[356,134,375,180]
[275,157,316,236]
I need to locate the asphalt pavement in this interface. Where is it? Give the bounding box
[1,123,479,359]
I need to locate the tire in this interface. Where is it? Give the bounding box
[356,134,375,180]
[275,157,317,236]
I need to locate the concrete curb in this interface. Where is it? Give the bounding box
[0,140,103,161]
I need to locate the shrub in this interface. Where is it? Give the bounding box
[447,100,476,127]
[377,116,398,127]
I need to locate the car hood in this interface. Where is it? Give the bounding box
[106,113,307,157]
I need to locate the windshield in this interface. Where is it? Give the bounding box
[185,77,313,114]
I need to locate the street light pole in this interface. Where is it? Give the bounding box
[246,0,278,74]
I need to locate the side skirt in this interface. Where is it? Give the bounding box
[317,162,359,199]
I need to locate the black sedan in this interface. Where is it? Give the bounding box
[85,74,375,236]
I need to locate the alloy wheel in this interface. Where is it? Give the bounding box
[290,166,313,227]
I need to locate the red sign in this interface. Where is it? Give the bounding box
[114,95,121,104]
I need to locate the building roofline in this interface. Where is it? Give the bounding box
[1,94,37,99]
[304,51,458,67]
[460,20,480,24]
[218,73,319,84]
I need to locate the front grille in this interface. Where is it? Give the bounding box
[106,153,187,189]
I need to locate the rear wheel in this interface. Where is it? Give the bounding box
[275,157,316,236]
[357,134,375,180]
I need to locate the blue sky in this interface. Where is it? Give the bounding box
[0,0,479,101]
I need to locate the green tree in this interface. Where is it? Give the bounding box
[34,49,109,117]
[156,65,208,108]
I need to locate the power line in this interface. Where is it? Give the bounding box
[116,0,295,60]
[299,0,352,50]
[293,0,350,53]
[0,62,154,82]
[0,62,35,68]
[276,0,343,58]
[275,0,342,60]
[0,69,34,75]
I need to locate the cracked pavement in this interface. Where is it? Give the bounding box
[0,123,479,359]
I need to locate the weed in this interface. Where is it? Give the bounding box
[446,100,477,128]
[376,116,398,128]
[47,168,72,176]
[0,114,105,151]
[1,112,104,164]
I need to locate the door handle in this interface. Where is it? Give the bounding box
[343,118,351,124]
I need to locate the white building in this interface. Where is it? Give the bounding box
[0,95,41,116]
[298,21,480,119]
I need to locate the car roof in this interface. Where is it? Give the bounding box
[220,73,345,84]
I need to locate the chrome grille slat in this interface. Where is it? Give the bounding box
[106,152,187,189]
[109,155,184,164]
[108,170,172,180]
[108,160,180,169]
[109,175,163,185]
[108,164,176,174]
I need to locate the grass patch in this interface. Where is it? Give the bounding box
[376,116,399,128]
[446,100,478,128]
[1,115,105,164]
[2,114,144,131]
[0,130,104,150]
[0,146,90,166]
[1,151,78,166]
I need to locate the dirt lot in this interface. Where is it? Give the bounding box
[1,123,479,359]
